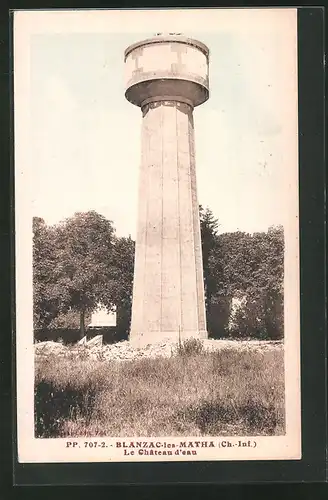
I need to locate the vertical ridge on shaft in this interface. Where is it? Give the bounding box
[189,112,207,332]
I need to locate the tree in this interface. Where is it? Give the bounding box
[53,211,116,338]
[199,205,221,309]
[33,212,137,339]
[47,309,91,330]
[109,235,135,338]
[33,217,71,329]
[250,225,284,339]
[33,206,284,341]
[218,226,284,339]
[199,206,228,338]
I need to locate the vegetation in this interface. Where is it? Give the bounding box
[33,207,284,340]
[200,215,284,339]
[199,205,222,310]
[174,337,204,357]
[33,211,134,338]
[33,209,285,439]
[199,207,284,339]
[35,343,285,438]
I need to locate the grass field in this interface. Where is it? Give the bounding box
[35,341,285,437]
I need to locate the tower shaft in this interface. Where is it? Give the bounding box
[130,100,206,345]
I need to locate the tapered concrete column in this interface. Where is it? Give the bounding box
[124,34,209,346]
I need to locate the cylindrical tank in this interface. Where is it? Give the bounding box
[124,34,209,108]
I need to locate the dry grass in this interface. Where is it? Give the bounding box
[35,341,285,438]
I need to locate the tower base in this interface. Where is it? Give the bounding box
[129,330,208,348]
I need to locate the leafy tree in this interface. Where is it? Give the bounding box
[216,226,284,339]
[217,231,253,297]
[250,226,284,339]
[109,235,135,338]
[33,212,136,339]
[33,217,70,329]
[33,205,284,342]
[53,211,116,338]
[48,309,91,330]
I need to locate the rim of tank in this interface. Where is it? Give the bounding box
[124,35,209,61]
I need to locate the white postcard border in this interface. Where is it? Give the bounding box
[14,8,301,463]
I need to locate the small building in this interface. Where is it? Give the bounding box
[87,304,119,344]
[88,304,117,328]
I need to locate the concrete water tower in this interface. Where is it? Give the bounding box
[124,33,209,346]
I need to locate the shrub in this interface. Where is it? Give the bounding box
[228,293,284,340]
[174,337,204,357]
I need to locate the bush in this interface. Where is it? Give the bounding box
[174,337,204,357]
[228,293,284,340]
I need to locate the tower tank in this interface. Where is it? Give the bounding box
[124,33,209,108]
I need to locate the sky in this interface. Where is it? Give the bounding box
[25,9,298,238]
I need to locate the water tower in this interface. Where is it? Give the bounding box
[124,34,210,346]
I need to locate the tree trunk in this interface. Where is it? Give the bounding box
[80,309,85,340]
